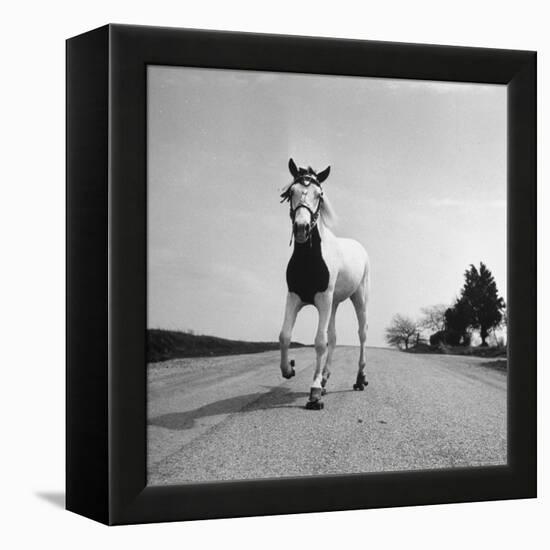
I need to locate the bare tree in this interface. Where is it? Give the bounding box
[385,314,420,350]
[419,304,448,333]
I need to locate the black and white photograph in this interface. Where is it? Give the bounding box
[147,66,508,485]
[3,0,544,545]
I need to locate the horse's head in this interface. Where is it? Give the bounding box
[281,158,331,243]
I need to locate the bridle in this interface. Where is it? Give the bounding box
[280,175,324,245]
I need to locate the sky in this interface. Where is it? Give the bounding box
[147,66,506,347]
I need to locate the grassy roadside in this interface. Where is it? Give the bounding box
[406,343,507,369]
[407,343,506,357]
[148,329,305,363]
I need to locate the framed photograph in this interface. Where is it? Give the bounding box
[66,24,536,525]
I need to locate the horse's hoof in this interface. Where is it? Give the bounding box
[305,400,324,410]
[290,359,295,367]
[282,367,295,379]
[353,383,365,391]
[321,388,327,396]
[309,387,323,402]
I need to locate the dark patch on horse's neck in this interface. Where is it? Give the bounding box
[293,225,322,254]
[286,226,329,304]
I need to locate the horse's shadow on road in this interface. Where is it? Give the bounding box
[149,386,353,431]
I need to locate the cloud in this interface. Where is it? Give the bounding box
[426,198,506,209]
[428,198,466,207]
[382,78,503,95]
[212,261,267,297]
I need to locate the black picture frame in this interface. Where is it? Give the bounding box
[66,24,536,526]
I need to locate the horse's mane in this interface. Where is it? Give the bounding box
[320,192,337,229]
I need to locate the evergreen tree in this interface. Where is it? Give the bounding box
[444,298,472,345]
[459,262,505,346]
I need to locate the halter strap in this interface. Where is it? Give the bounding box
[291,201,322,224]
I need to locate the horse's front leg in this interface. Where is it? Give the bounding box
[306,291,333,409]
[279,292,302,379]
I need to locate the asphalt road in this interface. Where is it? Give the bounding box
[147,347,507,485]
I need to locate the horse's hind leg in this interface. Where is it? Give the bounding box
[350,281,369,391]
[279,292,302,379]
[321,303,338,395]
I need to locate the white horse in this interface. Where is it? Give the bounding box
[279,159,370,410]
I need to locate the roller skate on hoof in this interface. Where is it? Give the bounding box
[353,373,368,391]
[305,387,324,410]
[282,366,295,379]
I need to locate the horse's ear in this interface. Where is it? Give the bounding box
[317,166,331,183]
[288,158,299,178]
